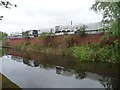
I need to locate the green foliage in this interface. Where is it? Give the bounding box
[91,2,120,23]
[13,40,119,63]
[64,35,72,47]
[0,48,2,57]
[91,1,120,62]
[40,32,52,39]
[62,47,73,56]
[76,25,87,36]
[109,20,119,36]
[16,42,29,50]
[97,48,110,61]
[91,2,120,37]
[62,43,119,63]
[0,48,6,57]
[99,36,106,47]
[22,31,30,38]
[96,46,119,63]
[71,46,93,61]
[0,31,8,46]
[0,31,8,40]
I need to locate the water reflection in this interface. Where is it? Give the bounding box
[0,47,5,57]
[1,49,119,89]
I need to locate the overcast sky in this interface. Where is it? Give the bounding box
[0,0,102,34]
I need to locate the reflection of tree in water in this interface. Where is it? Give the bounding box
[75,72,87,79]
[99,76,119,90]
[11,55,87,79]
[21,58,119,89]
[11,56,23,62]
[22,57,54,69]
[0,48,3,57]
[34,60,39,67]
[23,58,31,66]
[55,66,87,79]
[8,54,119,89]
[0,48,6,57]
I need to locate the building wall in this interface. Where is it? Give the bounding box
[7,38,32,46]
[71,34,103,46]
[7,33,103,48]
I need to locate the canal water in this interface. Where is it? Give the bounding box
[0,48,119,88]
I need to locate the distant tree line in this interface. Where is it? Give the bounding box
[0,31,8,40]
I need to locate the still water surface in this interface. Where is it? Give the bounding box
[0,49,119,88]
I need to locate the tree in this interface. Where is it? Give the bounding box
[75,25,87,36]
[0,31,8,46]
[22,31,30,38]
[91,1,120,65]
[0,0,17,8]
[0,0,17,20]
[90,1,120,36]
[0,31,8,40]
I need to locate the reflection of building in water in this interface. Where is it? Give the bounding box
[29,60,34,67]
[11,56,103,80]
[56,66,75,77]
[23,59,39,67]
[11,56,23,62]
[60,70,75,77]
[10,56,103,81]
[85,72,101,81]
[75,72,87,79]
[56,66,64,74]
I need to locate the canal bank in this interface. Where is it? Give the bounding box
[7,43,119,63]
[1,48,119,88]
[3,33,119,63]
[0,73,21,89]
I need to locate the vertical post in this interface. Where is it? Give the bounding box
[71,20,73,32]
[22,29,23,38]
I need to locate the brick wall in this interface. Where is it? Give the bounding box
[71,33,103,46]
[7,33,103,48]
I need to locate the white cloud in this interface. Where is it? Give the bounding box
[0,0,102,34]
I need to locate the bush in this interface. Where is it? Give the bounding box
[96,46,119,63]
[97,48,110,61]
[16,42,30,50]
[40,32,52,39]
[72,46,93,61]
[67,44,119,63]
[64,35,72,47]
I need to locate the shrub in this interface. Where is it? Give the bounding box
[72,46,93,61]
[40,32,52,39]
[64,35,72,47]
[96,45,119,63]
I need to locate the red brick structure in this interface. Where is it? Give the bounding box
[71,33,103,46]
[7,33,104,48]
